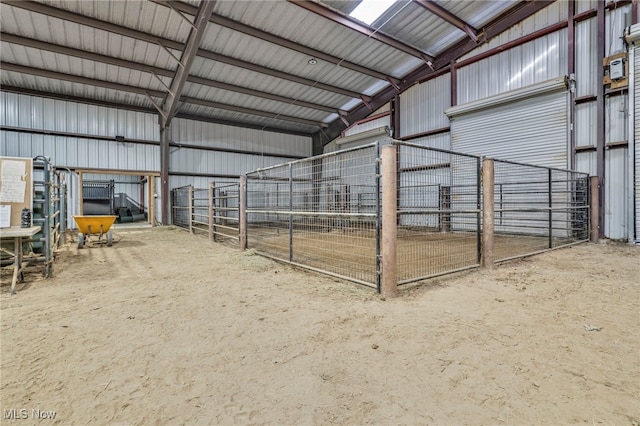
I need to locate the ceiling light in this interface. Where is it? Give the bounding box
[308,58,318,65]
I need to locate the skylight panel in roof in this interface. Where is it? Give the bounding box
[349,0,397,25]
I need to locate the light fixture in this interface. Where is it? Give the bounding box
[308,58,318,65]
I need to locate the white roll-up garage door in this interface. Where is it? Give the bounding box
[445,77,569,169]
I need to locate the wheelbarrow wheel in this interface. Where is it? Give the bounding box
[106,232,113,247]
[77,233,84,249]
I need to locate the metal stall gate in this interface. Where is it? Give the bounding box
[245,143,381,289]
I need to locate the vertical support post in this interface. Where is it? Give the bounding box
[208,181,214,242]
[78,171,84,216]
[188,185,193,234]
[548,169,553,249]
[160,124,170,225]
[568,0,576,170]
[476,158,482,264]
[481,158,495,270]
[596,0,606,239]
[450,60,458,107]
[289,164,293,262]
[375,143,382,292]
[381,144,398,298]
[239,175,247,250]
[590,175,600,243]
[148,175,156,226]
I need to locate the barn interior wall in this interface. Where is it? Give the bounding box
[389,2,633,240]
[0,92,313,226]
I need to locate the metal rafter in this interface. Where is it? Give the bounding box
[1,32,174,77]
[161,0,215,127]
[2,32,342,114]
[2,62,329,128]
[149,0,399,84]
[2,0,366,100]
[183,97,328,128]
[413,0,480,42]
[288,0,434,63]
[316,0,556,144]
[0,85,313,137]
[1,62,167,98]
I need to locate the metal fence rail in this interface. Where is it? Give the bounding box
[492,159,590,261]
[171,182,240,243]
[246,143,381,288]
[172,140,591,294]
[211,182,240,242]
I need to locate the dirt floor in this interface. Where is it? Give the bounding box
[1,226,639,425]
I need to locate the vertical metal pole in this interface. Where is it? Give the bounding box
[590,175,600,243]
[149,175,156,226]
[78,171,84,216]
[188,185,193,234]
[568,0,576,170]
[375,142,382,292]
[476,158,482,264]
[482,158,495,269]
[43,158,51,277]
[381,144,398,298]
[160,123,170,225]
[548,169,553,249]
[208,181,214,242]
[596,0,606,239]
[289,163,293,262]
[239,175,247,250]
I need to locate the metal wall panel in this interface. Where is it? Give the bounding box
[403,133,451,151]
[450,89,569,169]
[0,92,159,141]
[575,151,596,176]
[575,102,597,147]
[457,30,568,104]
[575,19,598,97]
[169,118,312,157]
[606,5,632,57]
[458,2,566,61]
[0,131,160,171]
[169,147,299,176]
[400,74,450,137]
[604,148,628,239]
[606,95,628,144]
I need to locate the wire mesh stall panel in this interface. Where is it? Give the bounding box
[396,142,481,284]
[492,159,590,261]
[246,143,380,288]
[171,186,191,229]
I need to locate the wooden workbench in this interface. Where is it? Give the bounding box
[0,226,41,295]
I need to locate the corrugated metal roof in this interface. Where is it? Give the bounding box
[0,0,558,139]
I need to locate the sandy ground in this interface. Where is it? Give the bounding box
[1,226,639,425]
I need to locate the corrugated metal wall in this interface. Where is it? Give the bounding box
[396,3,633,240]
[168,118,312,179]
[634,45,640,242]
[400,74,450,137]
[0,92,160,171]
[457,30,567,104]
